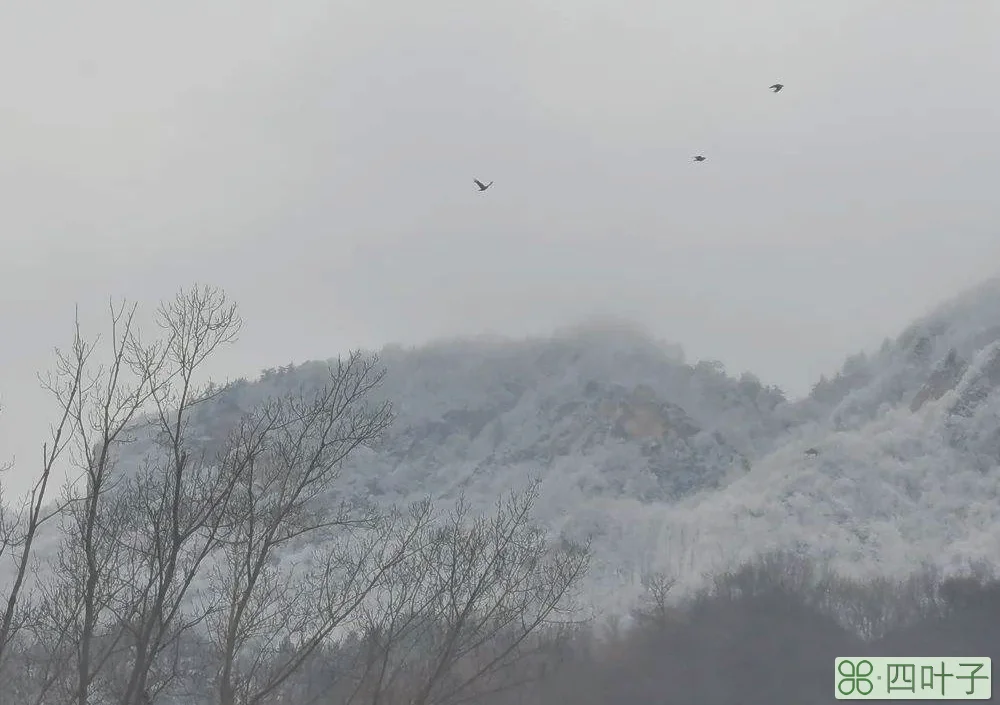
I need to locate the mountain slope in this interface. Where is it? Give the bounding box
[207,320,793,507]
[106,280,1000,615]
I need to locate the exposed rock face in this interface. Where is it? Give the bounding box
[602,385,700,442]
[592,384,746,497]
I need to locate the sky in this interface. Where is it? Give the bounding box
[1,0,999,494]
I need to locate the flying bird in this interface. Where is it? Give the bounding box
[473,179,493,191]
[769,83,784,92]
[692,155,706,162]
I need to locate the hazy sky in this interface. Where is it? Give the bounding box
[2,1,1000,493]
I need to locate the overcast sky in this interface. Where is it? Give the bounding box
[2,1,1000,493]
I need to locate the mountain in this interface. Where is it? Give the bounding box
[104,280,1000,615]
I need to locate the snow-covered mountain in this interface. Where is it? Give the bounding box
[160,280,1000,614]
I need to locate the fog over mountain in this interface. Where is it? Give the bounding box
[4,278,1000,705]
[101,274,1000,617]
[3,3,1000,701]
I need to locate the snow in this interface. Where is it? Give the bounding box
[8,279,1000,619]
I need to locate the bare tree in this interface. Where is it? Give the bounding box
[22,287,427,705]
[217,500,437,705]
[32,300,164,705]
[31,286,244,705]
[630,571,680,633]
[109,287,245,705]
[205,353,409,705]
[0,386,76,690]
[0,313,100,705]
[348,481,591,705]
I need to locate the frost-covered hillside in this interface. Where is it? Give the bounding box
[201,320,792,507]
[160,282,1000,614]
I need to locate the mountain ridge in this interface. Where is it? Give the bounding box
[40,277,1000,616]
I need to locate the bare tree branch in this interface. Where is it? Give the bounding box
[208,352,398,705]
[347,481,591,705]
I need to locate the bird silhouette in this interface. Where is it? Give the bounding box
[473,179,493,191]
[692,155,706,162]
[769,83,784,92]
